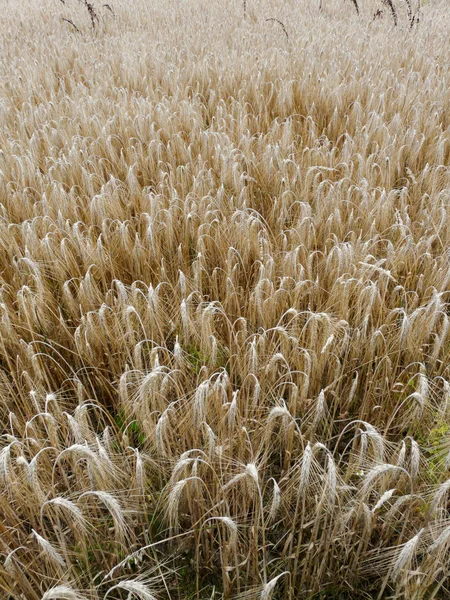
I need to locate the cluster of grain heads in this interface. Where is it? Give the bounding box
[0,396,159,596]
[1,0,450,598]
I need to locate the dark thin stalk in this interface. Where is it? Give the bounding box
[62,17,81,33]
[373,8,383,20]
[266,18,289,41]
[350,0,360,15]
[103,3,115,17]
[85,1,99,29]
[382,0,398,26]
[404,0,413,22]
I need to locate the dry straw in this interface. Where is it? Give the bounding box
[0,0,450,598]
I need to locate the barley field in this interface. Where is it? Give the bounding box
[1,0,450,598]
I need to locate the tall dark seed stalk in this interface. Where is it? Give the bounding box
[351,0,360,15]
[382,0,398,26]
[404,0,413,22]
[266,18,289,41]
[84,1,98,29]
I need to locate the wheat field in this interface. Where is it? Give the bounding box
[1,0,450,598]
